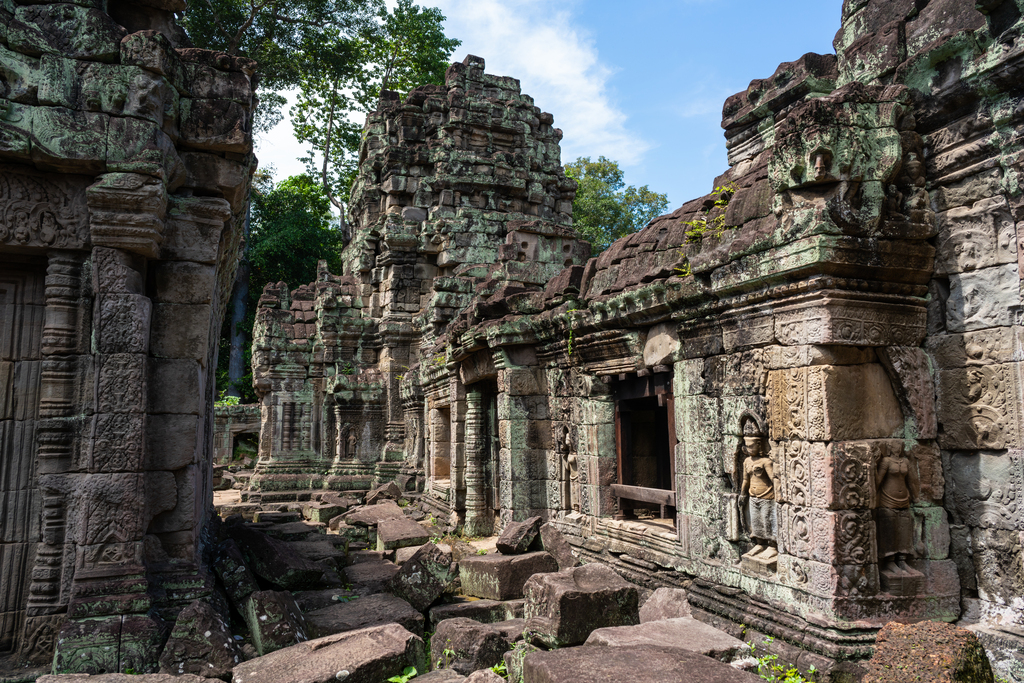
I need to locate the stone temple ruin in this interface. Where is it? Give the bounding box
[242,0,1024,676]
[4,0,1024,680]
[0,0,255,672]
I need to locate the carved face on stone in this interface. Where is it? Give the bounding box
[811,149,834,182]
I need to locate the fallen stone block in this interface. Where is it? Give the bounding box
[320,492,361,509]
[40,676,208,683]
[465,670,504,683]
[863,621,995,683]
[459,551,558,600]
[231,623,426,683]
[503,641,541,683]
[396,545,421,564]
[243,589,309,656]
[432,618,511,676]
[331,519,367,542]
[639,586,691,622]
[389,542,456,611]
[158,599,243,678]
[344,557,400,595]
[288,536,348,567]
[343,500,406,527]
[585,617,744,661]
[227,524,325,589]
[496,516,541,555]
[366,481,403,505]
[537,523,577,570]
[305,593,425,638]
[377,516,431,552]
[212,538,259,608]
[522,646,762,682]
[292,588,358,613]
[491,618,527,644]
[253,510,302,524]
[262,520,324,541]
[429,599,519,629]
[302,501,344,524]
[523,563,638,647]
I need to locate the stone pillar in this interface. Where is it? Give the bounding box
[21,252,85,662]
[464,388,493,536]
[54,245,156,674]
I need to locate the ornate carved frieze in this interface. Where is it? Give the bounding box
[937,363,1022,450]
[767,364,903,442]
[0,166,89,250]
[878,346,938,439]
[86,173,167,259]
[774,293,927,347]
[777,505,877,566]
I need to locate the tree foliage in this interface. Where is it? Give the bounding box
[248,173,345,288]
[564,156,670,253]
[215,173,345,401]
[291,0,460,209]
[180,0,380,132]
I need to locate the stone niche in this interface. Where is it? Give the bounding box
[0,2,255,672]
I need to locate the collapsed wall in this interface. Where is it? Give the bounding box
[251,0,1024,677]
[0,0,254,671]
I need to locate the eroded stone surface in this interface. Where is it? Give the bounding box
[523,564,639,647]
[231,624,426,683]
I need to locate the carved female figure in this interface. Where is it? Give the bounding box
[556,424,579,512]
[875,444,919,576]
[737,412,778,561]
[347,424,358,460]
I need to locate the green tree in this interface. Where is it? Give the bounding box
[180,0,380,132]
[215,173,344,400]
[291,0,460,210]
[248,173,345,288]
[564,156,670,253]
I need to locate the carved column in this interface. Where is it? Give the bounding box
[464,388,493,536]
[22,252,84,661]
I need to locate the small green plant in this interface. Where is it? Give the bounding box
[436,639,457,669]
[490,659,508,677]
[214,391,241,407]
[340,361,355,375]
[681,183,737,242]
[674,184,737,280]
[750,638,817,682]
[387,665,419,682]
[565,308,579,356]
[476,548,488,555]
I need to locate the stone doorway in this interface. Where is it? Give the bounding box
[0,257,45,654]
[612,372,677,527]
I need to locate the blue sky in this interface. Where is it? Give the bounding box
[256,0,844,211]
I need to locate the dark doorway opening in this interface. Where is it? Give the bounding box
[612,372,676,525]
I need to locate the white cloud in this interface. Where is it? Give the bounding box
[255,0,648,180]
[429,0,649,165]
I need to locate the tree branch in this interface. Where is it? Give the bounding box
[202,0,235,44]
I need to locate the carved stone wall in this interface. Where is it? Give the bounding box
[249,56,589,513]
[246,1,1024,678]
[0,1,254,671]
